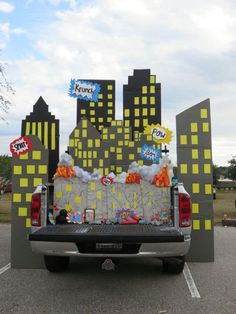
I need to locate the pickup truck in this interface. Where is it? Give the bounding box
[28,157,192,274]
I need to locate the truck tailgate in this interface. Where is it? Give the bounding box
[29,225,184,243]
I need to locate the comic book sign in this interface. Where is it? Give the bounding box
[69,79,101,102]
[140,145,161,162]
[10,136,32,157]
[144,123,173,144]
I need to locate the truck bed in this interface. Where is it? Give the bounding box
[29,224,184,243]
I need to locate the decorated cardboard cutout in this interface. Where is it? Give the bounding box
[10,136,32,157]
[69,79,101,102]
[144,123,173,144]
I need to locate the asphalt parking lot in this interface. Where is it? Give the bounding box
[0,224,236,314]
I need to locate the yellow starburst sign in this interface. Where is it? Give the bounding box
[144,123,173,144]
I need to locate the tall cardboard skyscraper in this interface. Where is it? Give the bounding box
[123,69,161,140]
[21,96,59,181]
[76,80,115,132]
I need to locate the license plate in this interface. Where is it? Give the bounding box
[96,243,123,250]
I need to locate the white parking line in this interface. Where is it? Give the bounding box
[183,263,201,298]
[0,263,11,275]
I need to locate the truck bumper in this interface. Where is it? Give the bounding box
[29,224,191,258]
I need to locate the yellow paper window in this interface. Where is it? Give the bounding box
[201,108,208,118]
[69,139,75,147]
[124,109,130,117]
[107,85,113,90]
[129,154,135,160]
[180,135,187,145]
[13,193,21,203]
[38,165,47,174]
[180,164,188,174]
[108,109,113,115]
[32,151,41,160]
[150,96,155,105]
[202,122,209,132]
[150,108,156,116]
[98,102,103,107]
[108,94,113,99]
[25,193,32,202]
[20,178,29,187]
[99,160,103,167]
[204,149,211,159]
[82,119,87,128]
[33,178,42,187]
[150,86,155,93]
[13,165,22,175]
[192,149,199,159]
[90,182,96,191]
[142,97,147,104]
[66,184,72,192]
[134,97,139,105]
[191,135,198,145]
[88,139,93,148]
[192,203,199,214]
[191,123,198,132]
[26,218,31,228]
[142,86,147,94]
[117,154,123,160]
[97,191,102,201]
[142,108,147,116]
[192,183,200,193]
[193,220,200,230]
[204,164,211,174]
[205,184,212,194]
[75,196,81,204]
[98,94,103,99]
[56,191,62,198]
[205,220,212,230]
[192,164,199,174]
[108,101,113,107]
[74,129,79,137]
[150,75,155,84]
[20,153,28,160]
[18,207,27,217]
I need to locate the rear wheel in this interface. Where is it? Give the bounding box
[162,256,185,274]
[44,255,70,272]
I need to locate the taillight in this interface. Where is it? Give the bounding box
[30,193,41,226]
[179,193,192,227]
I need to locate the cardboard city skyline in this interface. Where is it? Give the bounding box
[10,69,214,268]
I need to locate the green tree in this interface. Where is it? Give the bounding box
[213,164,220,185]
[0,60,15,123]
[228,157,236,180]
[0,155,12,180]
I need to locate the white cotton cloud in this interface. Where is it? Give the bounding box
[0,1,14,13]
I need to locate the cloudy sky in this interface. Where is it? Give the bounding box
[0,0,235,166]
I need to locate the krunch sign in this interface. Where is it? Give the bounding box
[10,136,32,157]
[69,79,101,102]
[144,123,173,144]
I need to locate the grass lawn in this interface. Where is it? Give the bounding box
[0,193,12,223]
[213,190,236,224]
[0,190,235,224]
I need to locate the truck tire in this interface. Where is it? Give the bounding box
[162,256,185,274]
[44,255,70,272]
